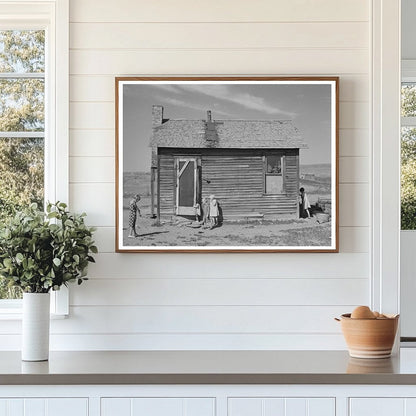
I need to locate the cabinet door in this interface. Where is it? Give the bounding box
[101,398,215,416]
[0,398,88,416]
[228,398,335,416]
[350,398,404,416]
[350,398,416,416]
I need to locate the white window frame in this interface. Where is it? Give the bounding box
[399,60,416,341]
[0,0,69,317]
[371,0,401,323]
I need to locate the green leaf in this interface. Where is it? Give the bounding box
[0,199,96,294]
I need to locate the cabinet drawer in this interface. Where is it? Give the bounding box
[228,397,335,416]
[101,397,215,416]
[0,398,88,416]
[349,398,416,416]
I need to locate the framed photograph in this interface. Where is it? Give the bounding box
[116,77,338,252]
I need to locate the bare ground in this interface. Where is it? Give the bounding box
[122,211,331,247]
[122,168,332,247]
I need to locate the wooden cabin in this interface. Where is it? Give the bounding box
[150,106,307,221]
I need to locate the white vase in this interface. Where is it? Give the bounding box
[22,292,50,361]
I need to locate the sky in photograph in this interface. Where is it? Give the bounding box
[122,82,333,172]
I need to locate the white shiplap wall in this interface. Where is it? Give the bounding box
[61,0,371,350]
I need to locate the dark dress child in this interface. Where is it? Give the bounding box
[299,187,311,219]
[128,194,141,238]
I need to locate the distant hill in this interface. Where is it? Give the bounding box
[300,163,331,178]
[123,171,151,198]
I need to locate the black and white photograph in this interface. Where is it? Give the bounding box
[116,77,338,252]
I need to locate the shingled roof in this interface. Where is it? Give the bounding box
[150,109,307,150]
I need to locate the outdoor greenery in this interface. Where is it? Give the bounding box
[401,85,416,230]
[0,30,45,298]
[0,202,97,294]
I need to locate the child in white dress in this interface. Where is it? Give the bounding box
[209,194,219,229]
[193,201,201,222]
[202,197,210,227]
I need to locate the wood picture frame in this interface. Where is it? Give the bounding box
[115,77,339,253]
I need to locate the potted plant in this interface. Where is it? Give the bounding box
[0,202,97,361]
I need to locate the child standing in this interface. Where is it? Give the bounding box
[128,194,141,238]
[299,187,311,219]
[193,201,201,222]
[201,197,210,227]
[209,194,219,229]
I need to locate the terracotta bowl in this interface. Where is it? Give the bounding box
[337,313,399,359]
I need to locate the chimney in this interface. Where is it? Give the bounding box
[207,110,212,122]
[152,105,163,127]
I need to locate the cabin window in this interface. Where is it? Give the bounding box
[266,155,282,174]
[265,155,284,194]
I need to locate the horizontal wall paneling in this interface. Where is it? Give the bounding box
[70,22,368,50]
[60,0,373,350]
[69,0,369,23]
[70,49,368,76]
[70,278,369,306]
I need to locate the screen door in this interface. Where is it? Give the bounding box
[176,158,198,215]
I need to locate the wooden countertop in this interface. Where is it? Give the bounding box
[1,349,416,385]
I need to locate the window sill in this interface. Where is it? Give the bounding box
[0,286,69,318]
[0,312,68,320]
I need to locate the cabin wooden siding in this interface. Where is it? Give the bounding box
[284,152,300,197]
[158,154,175,217]
[157,148,300,219]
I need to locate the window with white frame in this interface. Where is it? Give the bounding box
[0,0,69,313]
[401,67,416,230]
[0,29,45,300]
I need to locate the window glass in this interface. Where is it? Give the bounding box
[265,155,283,194]
[0,30,45,73]
[266,155,282,174]
[402,83,416,117]
[0,137,44,212]
[401,83,416,230]
[0,79,45,131]
[0,30,45,299]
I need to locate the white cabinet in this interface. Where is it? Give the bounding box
[349,398,416,416]
[101,397,215,416]
[228,397,335,416]
[0,398,88,416]
[5,385,416,416]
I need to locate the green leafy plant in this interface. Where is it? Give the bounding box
[0,202,97,293]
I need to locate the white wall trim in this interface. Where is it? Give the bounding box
[371,0,401,315]
[50,0,69,315]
